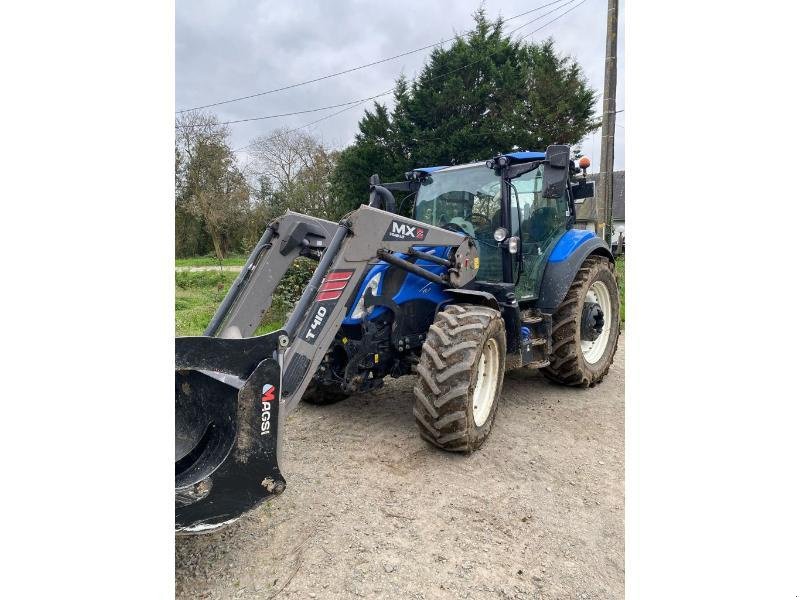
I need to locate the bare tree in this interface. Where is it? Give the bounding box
[245,127,343,220]
[175,111,229,165]
[247,128,319,190]
[291,146,343,220]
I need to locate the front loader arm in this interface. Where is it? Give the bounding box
[278,206,479,413]
[206,211,341,339]
[174,205,478,532]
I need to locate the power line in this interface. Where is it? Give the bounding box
[288,102,368,134]
[506,0,579,36]
[233,0,588,152]
[233,101,370,152]
[517,0,586,42]
[176,0,576,114]
[203,0,580,131]
[177,89,394,129]
[380,0,588,145]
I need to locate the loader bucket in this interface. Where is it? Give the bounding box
[175,330,287,533]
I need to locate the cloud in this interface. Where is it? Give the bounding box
[177,0,625,168]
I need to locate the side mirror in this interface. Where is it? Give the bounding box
[542,145,570,198]
[571,179,595,204]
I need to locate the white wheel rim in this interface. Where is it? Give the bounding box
[581,281,612,364]
[472,338,499,427]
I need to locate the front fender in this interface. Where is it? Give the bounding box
[535,230,614,313]
[443,288,501,311]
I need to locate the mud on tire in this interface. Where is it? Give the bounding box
[413,304,506,452]
[542,255,620,387]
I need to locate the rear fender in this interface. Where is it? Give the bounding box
[535,230,613,313]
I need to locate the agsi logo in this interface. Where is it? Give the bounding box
[260,383,275,435]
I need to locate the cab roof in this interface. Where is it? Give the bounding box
[414,150,547,174]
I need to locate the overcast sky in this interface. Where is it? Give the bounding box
[176,0,624,172]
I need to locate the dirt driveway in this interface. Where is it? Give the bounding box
[176,335,624,599]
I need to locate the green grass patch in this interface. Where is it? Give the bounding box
[615,256,625,325]
[175,270,284,336]
[175,254,247,268]
[174,257,622,336]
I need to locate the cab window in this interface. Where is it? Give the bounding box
[414,164,504,282]
[511,165,569,298]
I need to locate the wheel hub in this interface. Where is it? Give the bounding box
[580,281,613,365]
[581,302,605,342]
[472,338,499,427]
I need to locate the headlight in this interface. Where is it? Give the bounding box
[351,273,381,319]
[493,227,508,242]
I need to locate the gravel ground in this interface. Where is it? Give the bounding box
[176,334,624,599]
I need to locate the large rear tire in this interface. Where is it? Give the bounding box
[542,255,620,387]
[413,304,506,452]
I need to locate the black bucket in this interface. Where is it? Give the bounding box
[175,331,287,533]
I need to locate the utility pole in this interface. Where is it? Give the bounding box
[598,0,618,246]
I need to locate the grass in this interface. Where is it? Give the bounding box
[174,255,626,334]
[175,270,283,336]
[175,254,247,268]
[615,256,625,325]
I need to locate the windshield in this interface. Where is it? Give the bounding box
[414,164,504,281]
[414,165,501,238]
[412,161,566,290]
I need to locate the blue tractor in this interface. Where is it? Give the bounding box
[175,144,620,532]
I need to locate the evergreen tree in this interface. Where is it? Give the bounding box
[332,9,598,212]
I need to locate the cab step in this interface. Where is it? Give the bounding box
[520,311,552,368]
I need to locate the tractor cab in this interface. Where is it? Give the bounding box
[407,150,576,301]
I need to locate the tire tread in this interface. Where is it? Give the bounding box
[413,304,505,452]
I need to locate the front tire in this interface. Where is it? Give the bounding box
[542,255,620,387]
[413,304,506,452]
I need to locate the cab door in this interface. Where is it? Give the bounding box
[511,166,569,300]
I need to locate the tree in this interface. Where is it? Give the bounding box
[247,128,319,191]
[332,8,599,211]
[330,100,411,215]
[175,111,249,260]
[515,40,598,149]
[245,128,343,220]
[290,146,343,220]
